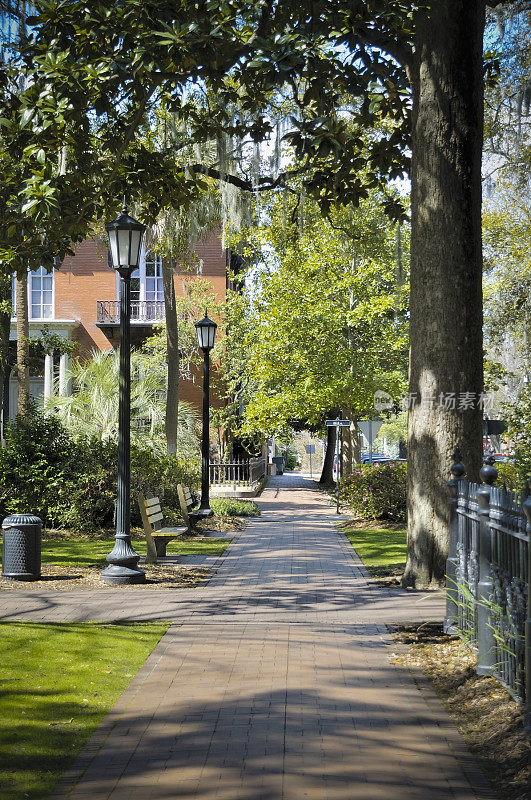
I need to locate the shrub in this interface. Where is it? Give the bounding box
[210,498,260,517]
[283,451,298,470]
[0,413,82,527]
[495,462,524,493]
[0,412,200,531]
[339,462,407,523]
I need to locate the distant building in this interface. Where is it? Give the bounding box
[7,228,232,420]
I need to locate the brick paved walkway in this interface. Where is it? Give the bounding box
[6,475,492,799]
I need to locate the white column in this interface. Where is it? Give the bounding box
[59,352,71,396]
[43,353,53,401]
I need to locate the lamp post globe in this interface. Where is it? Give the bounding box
[195,310,217,518]
[101,199,146,585]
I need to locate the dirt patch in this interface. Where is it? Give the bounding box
[391,622,529,800]
[363,565,402,586]
[0,563,210,591]
[337,518,404,531]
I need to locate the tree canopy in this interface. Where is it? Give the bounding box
[227,189,409,438]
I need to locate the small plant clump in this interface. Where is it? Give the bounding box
[210,498,260,517]
[339,462,407,523]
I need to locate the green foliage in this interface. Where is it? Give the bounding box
[45,349,200,459]
[0,622,168,800]
[494,462,523,493]
[0,412,200,530]
[502,386,531,489]
[230,190,409,438]
[283,451,298,470]
[339,462,407,523]
[210,498,260,517]
[0,413,82,528]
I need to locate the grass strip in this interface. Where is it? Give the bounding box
[0,621,169,800]
[343,526,406,579]
[0,537,229,567]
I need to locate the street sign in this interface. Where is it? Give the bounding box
[305,444,316,454]
[326,419,350,427]
[357,419,383,444]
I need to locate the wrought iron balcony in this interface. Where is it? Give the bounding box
[97,300,165,326]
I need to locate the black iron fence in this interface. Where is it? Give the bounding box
[97,300,165,324]
[445,449,530,720]
[210,457,266,487]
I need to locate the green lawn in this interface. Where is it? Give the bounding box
[0,537,229,566]
[0,622,169,800]
[344,526,407,576]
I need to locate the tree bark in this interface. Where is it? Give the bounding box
[162,257,179,455]
[403,1,485,589]
[15,273,30,419]
[0,274,12,440]
[319,411,338,485]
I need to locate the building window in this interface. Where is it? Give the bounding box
[130,250,164,303]
[11,267,54,320]
[30,266,53,319]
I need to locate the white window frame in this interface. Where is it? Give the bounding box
[11,267,55,321]
[116,248,164,304]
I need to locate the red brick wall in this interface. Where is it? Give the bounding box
[55,237,115,355]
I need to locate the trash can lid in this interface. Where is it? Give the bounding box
[2,514,42,529]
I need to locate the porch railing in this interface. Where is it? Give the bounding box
[210,457,266,487]
[445,450,530,716]
[97,300,165,324]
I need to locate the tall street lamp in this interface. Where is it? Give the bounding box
[195,310,217,518]
[101,199,146,585]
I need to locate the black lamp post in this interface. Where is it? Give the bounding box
[101,199,146,585]
[195,310,217,518]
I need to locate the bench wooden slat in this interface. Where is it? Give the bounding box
[147,510,164,524]
[144,498,161,510]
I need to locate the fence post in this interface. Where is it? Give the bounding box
[524,485,531,737]
[445,447,465,634]
[476,452,498,677]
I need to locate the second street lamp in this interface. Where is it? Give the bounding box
[101,199,146,585]
[195,310,217,518]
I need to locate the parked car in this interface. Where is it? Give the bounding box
[360,454,392,463]
[490,453,514,463]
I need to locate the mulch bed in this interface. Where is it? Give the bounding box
[0,563,210,591]
[391,623,530,800]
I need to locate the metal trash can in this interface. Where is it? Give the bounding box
[2,514,42,581]
[272,456,285,475]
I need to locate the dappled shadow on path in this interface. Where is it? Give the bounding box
[51,623,482,800]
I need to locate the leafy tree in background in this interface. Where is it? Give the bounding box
[228,188,409,484]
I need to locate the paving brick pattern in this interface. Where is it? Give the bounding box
[6,475,492,799]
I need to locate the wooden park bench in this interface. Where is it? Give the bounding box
[177,484,202,532]
[138,494,187,564]
[138,485,201,564]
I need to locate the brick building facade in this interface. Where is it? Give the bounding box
[8,228,229,419]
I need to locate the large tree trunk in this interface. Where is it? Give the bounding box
[162,257,179,455]
[403,1,485,589]
[0,274,12,440]
[15,273,30,419]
